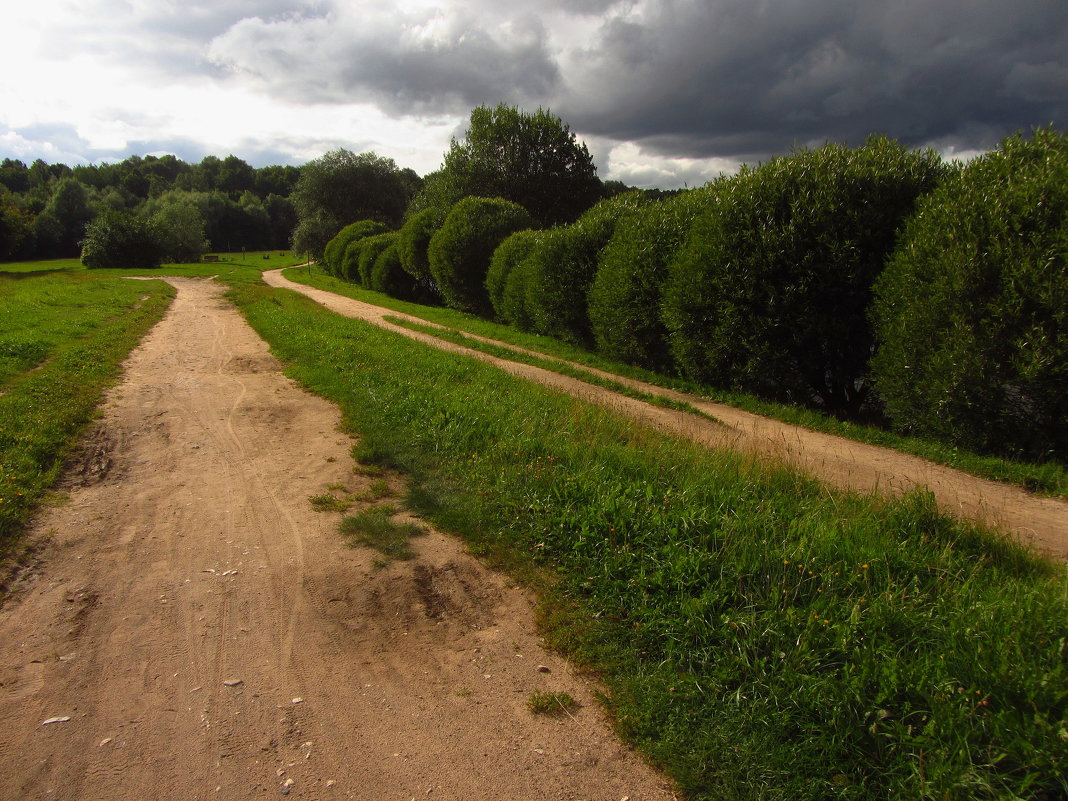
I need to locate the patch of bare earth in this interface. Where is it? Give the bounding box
[0,278,676,801]
[265,269,1068,562]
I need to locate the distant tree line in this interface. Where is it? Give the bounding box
[313,108,1066,465]
[0,154,301,262]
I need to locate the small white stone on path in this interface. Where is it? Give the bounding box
[41,716,71,725]
[291,697,303,704]
[99,737,112,746]
[535,665,550,673]
[223,679,243,687]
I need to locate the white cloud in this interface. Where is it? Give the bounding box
[602,141,741,189]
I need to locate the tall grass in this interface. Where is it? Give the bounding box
[231,281,1068,801]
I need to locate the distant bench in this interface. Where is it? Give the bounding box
[201,254,219,262]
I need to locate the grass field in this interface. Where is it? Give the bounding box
[0,268,174,569]
[0,253,304,564]
[3,251,304,283]
[285,267,1068,501]
[2,260,1065,798]
[229,279,1068,801]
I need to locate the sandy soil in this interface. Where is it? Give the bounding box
[265,269,1068,561]
[0,278,676,801]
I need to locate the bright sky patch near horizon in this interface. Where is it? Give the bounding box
[2,0,1065,189]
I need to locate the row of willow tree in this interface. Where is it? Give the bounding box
[0,154,302,261]
[320,113,1067,464]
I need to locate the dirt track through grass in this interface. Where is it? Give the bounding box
[0,277,674,800]
[266,269,1068,561]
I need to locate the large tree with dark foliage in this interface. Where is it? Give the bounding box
[290,149,414,259]
[412,104,601,226]
[80,210,164,270]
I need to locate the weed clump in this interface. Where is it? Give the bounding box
[527,691,578,716]
[339,505,424,562]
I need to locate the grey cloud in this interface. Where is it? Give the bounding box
[556,0,1068,161]
[41,0,327,81]
[209,8,560,114]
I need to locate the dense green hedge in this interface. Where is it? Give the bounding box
[486,228,540,322]
[428,196,532,315]
[355,232,397,287]
[396,207,446,300]
[662,137,945,418]
[499,231,543,331]
[589,188,716,371]
[871,128,1068,460]
[523,192,648,345]
[323,219,389,276]
[370,240,425,301]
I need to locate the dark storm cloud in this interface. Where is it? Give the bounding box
[198,0,1067,165]
[557,0,1068,160]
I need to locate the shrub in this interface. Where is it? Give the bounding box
[523,192,648,345]
[662,137,946,418]
[486,229,541,321]
[339,238,364,283]
[589,188,717,370]
[81,210,165,270]
[396,207,446,303]
[323,219,389,276]
[370,240,424,301]
[428,196,533,315]
[356,232,397,287]
[499,232,543,331]
[397,207,446,284]
[871,127,1068,461]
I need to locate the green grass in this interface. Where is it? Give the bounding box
[527,690,579,715]
[284,267,1068,500]
[2,251,305,286]
[309,492,352,513]
[339,505,425,562]
[0,270,174,568]
[230,280,1068,801]
[385,316,720,423]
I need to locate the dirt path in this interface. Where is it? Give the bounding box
[265,269,1068,561]
[0,278,676,801]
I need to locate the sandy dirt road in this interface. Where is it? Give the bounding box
[265,269,1068,561]
[0,278,676,801]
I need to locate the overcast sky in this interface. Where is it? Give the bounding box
[2,0,1066,188]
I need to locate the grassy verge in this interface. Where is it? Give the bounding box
[2,251,304,284]
[386,316,719,423]
[284,267,1068,500]
[0,271,175,569]
[231,280,1068,801]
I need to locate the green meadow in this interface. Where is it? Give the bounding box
[1,259,1065,799]
[286,266,1068,501]
[0,266,173,561]
[229,279,1066,801]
